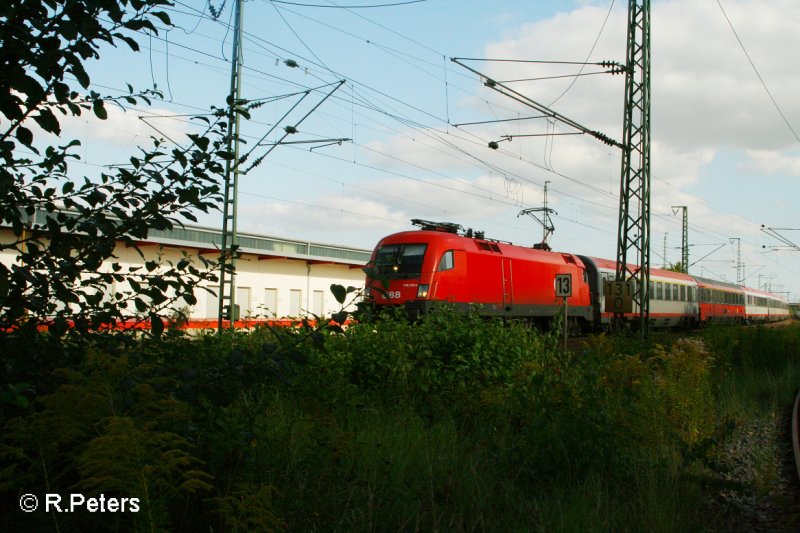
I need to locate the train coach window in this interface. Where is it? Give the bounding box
[680,285,686,301]
[664,284,671,301]
[672,284,679,301]
[656,282,663,300]
[438,250,454,271]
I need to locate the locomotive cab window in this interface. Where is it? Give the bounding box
[374,243,428,279]
[438,250,455,271]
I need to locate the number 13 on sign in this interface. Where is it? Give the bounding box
[555,273,572,298]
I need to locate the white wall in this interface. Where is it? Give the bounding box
[0,228,368,321]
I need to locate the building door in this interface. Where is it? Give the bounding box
[263,288,278,318]
[236,287,251,318]
[313,290,324,316]
[289,289,303,317]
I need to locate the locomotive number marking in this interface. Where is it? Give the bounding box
[555,274,572,298]
[387,291,402,299]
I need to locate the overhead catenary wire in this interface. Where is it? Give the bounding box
[549,0,616,107]
[93,31,739,249]
[715,0,800,146]
[86,73,735,262]
[83,3,800,291]
[268,0,427,8]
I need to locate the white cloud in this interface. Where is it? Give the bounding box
[473,0,800,154]
[58,105,192,147]
[741,149,800,176]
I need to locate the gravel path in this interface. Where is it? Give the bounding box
[710,406,800,532]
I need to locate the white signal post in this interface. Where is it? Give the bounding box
[555,273,572,351]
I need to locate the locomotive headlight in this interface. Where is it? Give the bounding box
[417,284,429,298]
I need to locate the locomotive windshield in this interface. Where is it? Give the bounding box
[374,243,427,279]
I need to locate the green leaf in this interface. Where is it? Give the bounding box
[15,126,33,146]
[70,62,91,89]
[188,134,209,151]
[150,313,164,337]
[153,11,172,26]
[33,108,61,135]
[93,100,108,120]
[0,266,8,299]
[115,34,140,52]
[331,284,347,305]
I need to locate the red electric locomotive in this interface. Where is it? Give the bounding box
[366,219,593,329]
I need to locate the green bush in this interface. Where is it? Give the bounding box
[334,309,547,396]
[702,323,800,372]
[0,309,748,532]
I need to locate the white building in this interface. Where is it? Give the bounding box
[1,214,371,327]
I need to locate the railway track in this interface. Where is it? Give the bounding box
[794,387,800,485]
[710,395,800,532]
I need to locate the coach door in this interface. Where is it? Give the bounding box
[502,257,513,312]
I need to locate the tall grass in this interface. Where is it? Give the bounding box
[4,312,797,531]
[702,323,800,417]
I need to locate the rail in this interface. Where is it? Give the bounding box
[793,387,800,482]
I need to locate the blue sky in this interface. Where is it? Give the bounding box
[62,0,800,299]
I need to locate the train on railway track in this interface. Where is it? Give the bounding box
[364,219,791,331]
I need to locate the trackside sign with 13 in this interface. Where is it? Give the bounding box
[555,273,572,298]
